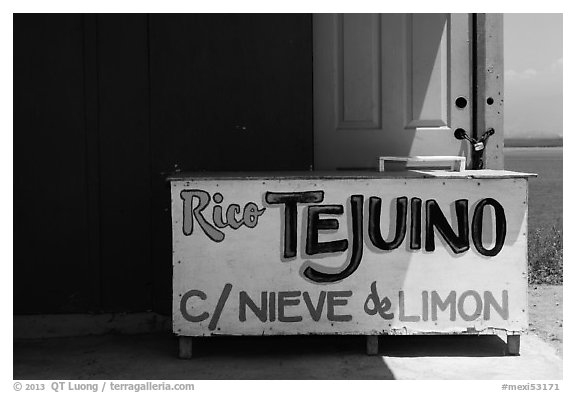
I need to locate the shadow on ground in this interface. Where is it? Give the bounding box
[377,335,509,357]
[14,333,524,380]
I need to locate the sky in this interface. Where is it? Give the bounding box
[503,14,563,139]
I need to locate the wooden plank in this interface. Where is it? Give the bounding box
[167,170,535,181]
[97,14,152,311]
[171,177,529,336]
[13,14,95,312]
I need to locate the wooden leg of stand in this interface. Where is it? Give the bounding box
[178,336,193,359]
[507,334,520,356]
[366,335,379,356]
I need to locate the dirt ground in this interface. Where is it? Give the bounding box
[528,285,563,357]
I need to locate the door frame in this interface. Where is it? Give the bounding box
[472,13,504,169]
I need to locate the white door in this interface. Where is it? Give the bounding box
[314,14,472,170]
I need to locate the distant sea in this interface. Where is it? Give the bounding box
[505,138,563,148]
[504,147,563,230]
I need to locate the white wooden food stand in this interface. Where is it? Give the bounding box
[169,169,534,357]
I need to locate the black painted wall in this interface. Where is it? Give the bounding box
[13,14,313,314]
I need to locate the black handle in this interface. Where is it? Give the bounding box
[454,127,496,169]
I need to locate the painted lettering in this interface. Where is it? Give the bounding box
[306,205,348,255]
[457,290,483,321]
[180,289,209,323]
[483,290,509,320]
[327,291,353,322]
[303,291,326,321]
[410,197,422,249]
[421,290,429,321]
[265,191,325,258]
[181,189,265,241]
[304,195,364,283]
[424,290,509,322]
[425,199,470,253]
[399,290,420,322]
[472,198,507,256]
[264,192,509,283]
[363,281,394,319]
[431,290,457,321]
[187,189,510,284]
[239,291,268,322]
[237,290,352,323]
[278,291,303,322]
[181,287,509,326]
[362,288,507,323]
[369,196,407,251]
[181,190,224,242]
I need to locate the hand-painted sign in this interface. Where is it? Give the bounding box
[170,173,529,336]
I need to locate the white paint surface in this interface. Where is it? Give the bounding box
[313,14,472,170]
[171,176,528,337]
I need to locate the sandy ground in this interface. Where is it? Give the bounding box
[528,285,563,356]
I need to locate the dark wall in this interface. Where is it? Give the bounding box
[14,14,95,313]
[13,14,313,314]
